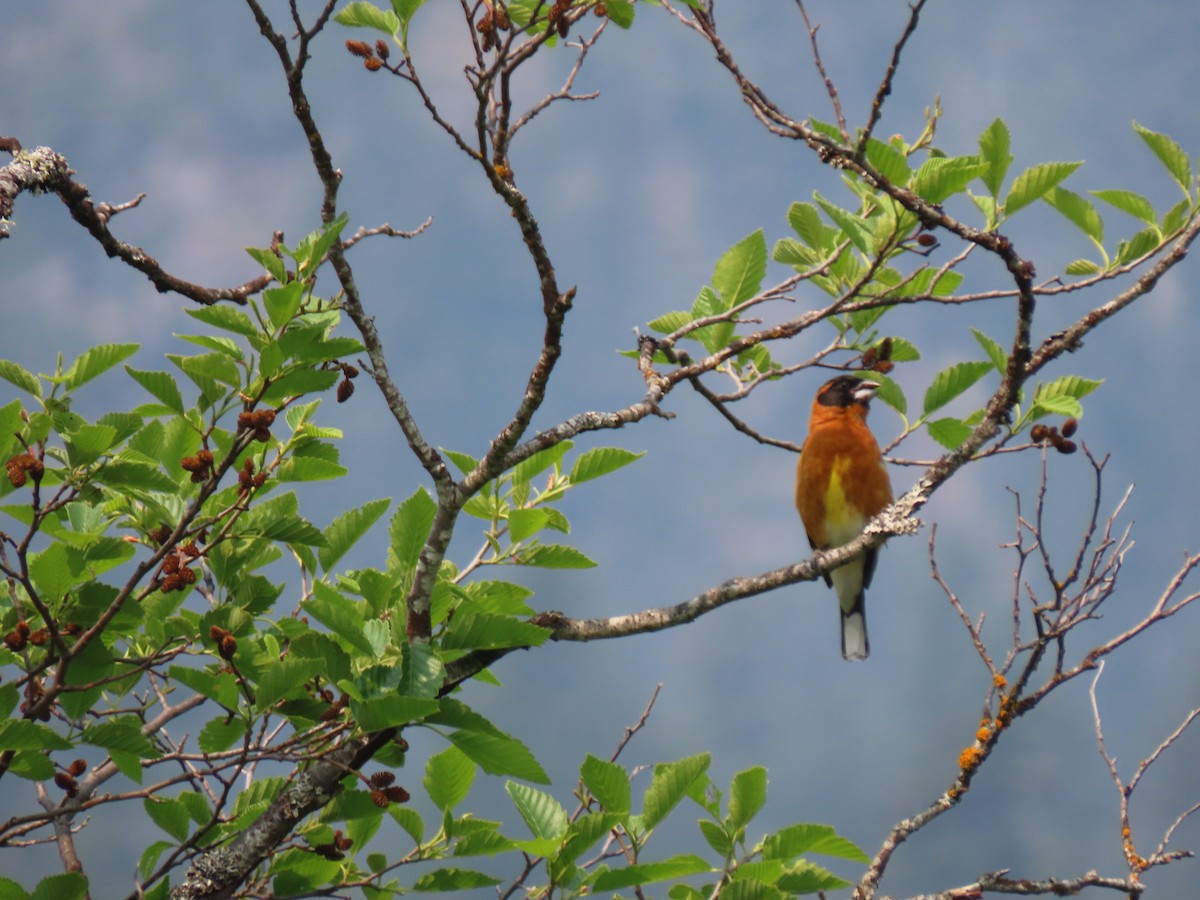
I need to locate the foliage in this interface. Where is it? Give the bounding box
[2,2,1200,899]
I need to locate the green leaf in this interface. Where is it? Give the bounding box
[1114,227,1161,266]
[199,717,248,754]
[411,868,502,892]
[910,156,988,204]
[124,368,186,415]
[390,487,436,570]
[1035,375,1102,407]
[30,874,87,900]
[763,823,868,862]
[1065,258,1103,276]
[301,582,375,656]
[642,753,710,832]
[864,137,910,186]
[581,754,631,814]
[927,417,974,450]
[787,202,837,253]
[507,508,550,542]
[604,0,635,27]
[870,372,906,417]
[569,447,645,485]
[0,719,72,751]
[447,729,549,784]
[262,282,305,330]
[320,497,390,572]
[441,612,549,651]
[0,360,41,398]
[244,247,288,285]
[518,544,596,569]
[978,118,1013,197]
[424,745,476,812]
[334,1,400,35]
[81,719,158,759]
[923,361,993,415]
[814,193,873,255]
[0,875,31,900]
[647,310,692,334]
[776,860,852,893]
[507,782,568,840]
[713,229,767,307]
[728,766,767,830]
[1004,160,1083,216]
[144,796,191,842]
[1044,187,1103,244]
[591,855,711,891]
[512,441,571,485]
[97,460,181,493]
[254,658,320,711]
[1133,121,1193,194]
[66,343,139,390]
[1091,188,1158,225]
[971,327,1008,372]
[400,641,444,699]
[351,694,440,731]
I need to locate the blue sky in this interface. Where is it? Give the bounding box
[3,1,1200,895]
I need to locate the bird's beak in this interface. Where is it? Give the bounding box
[852,380,880,403]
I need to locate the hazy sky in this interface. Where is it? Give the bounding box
[3,2,1200,896]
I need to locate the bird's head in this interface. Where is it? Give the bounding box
[816,375,880,410]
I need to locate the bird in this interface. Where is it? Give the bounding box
[795,375,893,660]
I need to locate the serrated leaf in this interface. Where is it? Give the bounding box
[350,694,440,731]
[776,860,852,893]
[699,818,733,857]
[814,193,873,255]
[412,868,502,892]
[124,368,185,415]
[927,417,974,450]
[245,246,288,285]
[0,719,72,751]
[604,0,635,28]
[301,581,375,656]
[591,855,711,891]
[144,796,191,842]
[642,753,710,832]
[762,822,869,862]
[1044,187,1103,244]
[30,874,87,900]
[262,282,305,330]
[390,487,436,570]
[569,447,645,485]
[507,782,568,840]
[1133,121,1193,194]
[1004,160,1083,216]
[320,497,390,572]
[96,460,181,493]
[1091,188,1158,225]
[447,730,549,784]
[512,441,571,486]
[647,310,693,335]
[1035,375,1102,404]
[911,156,988,204]
[870,372,906,416]
[424,745,476,811]
[978,118,1013,197]
[787,202,837,253]
[923,361,993,415]
[0,359,41,398]
[199,717,248,754]
[1114,227,1161,266]
[1030,394,1083,418]
[864,137,910,186]
[581,754,631,814]
[971,327,1009,372]
[518,544,596,569]
[334,1,400,34]
[507,508,550,542]
[81,719,157,758]
[254,658,320,712]
[441,612,549,651]
[66,343,139,390]
[1065,258,1103,276]
[713,229,767,307]
[728,766,767,830]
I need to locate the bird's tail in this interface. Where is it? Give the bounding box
[839,591,869,661]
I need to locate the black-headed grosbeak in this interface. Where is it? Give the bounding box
[795,375,892,660]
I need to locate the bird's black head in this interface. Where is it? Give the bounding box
[816,375,880,409]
